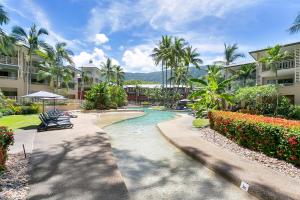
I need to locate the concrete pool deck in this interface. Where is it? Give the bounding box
[27,111,143,200]
[157,114,300,200]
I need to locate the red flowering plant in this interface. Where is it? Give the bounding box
[0,126,14,170]
[208,111,300,166]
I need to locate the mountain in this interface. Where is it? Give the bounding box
[124,67,207,82]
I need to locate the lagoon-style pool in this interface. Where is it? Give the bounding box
[104,109,254,200]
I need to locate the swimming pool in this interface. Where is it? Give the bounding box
[104,109,254,200]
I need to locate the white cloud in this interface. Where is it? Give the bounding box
[94,33,109,45]
[72,48,106,68]
[122,44,157,72]
[72,47,120,68]
[86,0,262,34]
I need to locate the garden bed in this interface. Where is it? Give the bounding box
[0,153,29,200]
[197,127,300,179]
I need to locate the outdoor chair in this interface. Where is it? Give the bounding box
[38,113,73,131]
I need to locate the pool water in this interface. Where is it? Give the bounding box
[105,109,254,200]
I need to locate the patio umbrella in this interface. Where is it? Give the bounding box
[22,91,63,112]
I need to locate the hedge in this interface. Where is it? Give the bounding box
[208,110,300,166]
[0,126,14,171]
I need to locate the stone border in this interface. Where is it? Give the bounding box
[157,116,300,200]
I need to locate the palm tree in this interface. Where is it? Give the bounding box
[259,45,291,83]
[0,4,14,56]
[190,65,237,115]
[11,24,48,94]
[289,13,300,34]
[114,65,125,86]
[183,46,202,71]
[36,42,74,92]
[224,43,244,66]
[100,58,115,83]
[259,45,292,111]
[238,63,256,86]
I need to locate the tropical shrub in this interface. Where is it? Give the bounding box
[0,126,14,171]
[208,110,300,165]
[84,83,128,110]
[0,108,14,116]
[81,101,94,110]
[85,82,111,109]
[109,85,127,107]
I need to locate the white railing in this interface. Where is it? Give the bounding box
[262,59,294,71]
[0,55,18,65]
[0,75,17,80]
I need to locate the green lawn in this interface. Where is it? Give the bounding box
[0,114,40,130]
[192,118,209,128]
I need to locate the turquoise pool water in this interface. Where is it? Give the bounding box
[105,109,254,200]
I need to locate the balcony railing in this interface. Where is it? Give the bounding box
[0,55,18,66]
[262,59,294,72]
[0,75,17,80]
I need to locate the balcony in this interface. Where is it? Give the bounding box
[0,75,17,80]
[0,55,18,66]
[262,59,294,72]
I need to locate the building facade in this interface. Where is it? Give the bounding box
[0,45,81,99]
[228,42,300,104]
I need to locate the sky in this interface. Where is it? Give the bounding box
[1,0,300,72]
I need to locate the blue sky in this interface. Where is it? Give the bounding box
[1,0,300,72]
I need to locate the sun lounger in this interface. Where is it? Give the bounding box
[37,113,73,131]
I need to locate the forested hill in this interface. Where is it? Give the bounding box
[124,67,206,82]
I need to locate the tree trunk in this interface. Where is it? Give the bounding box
[28,54,32,94]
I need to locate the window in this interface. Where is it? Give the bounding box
[0,71,9,77]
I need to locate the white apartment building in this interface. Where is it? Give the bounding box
[228,41,300,104]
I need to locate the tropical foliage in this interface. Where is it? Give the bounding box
[237,63,256,86]
[36,42,74,91]
[0,5,14,56]
[189,65,237,117]
[151,35,202,107]
[209,110,300,166]
[223,43,244,66]
[259,45,292,79]
[289,13,300,34]
[0,126,14,171]
[11,24,48,94]
[84,82,127,110]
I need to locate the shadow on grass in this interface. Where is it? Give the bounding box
[18,125,39,130]
[28,131,129,200]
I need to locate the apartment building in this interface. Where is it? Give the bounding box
[0,45,80,99]
[78,60,102,99]
[227,41,300,104]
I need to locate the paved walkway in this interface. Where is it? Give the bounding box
[27,112,141,200]
[157,114,300,200]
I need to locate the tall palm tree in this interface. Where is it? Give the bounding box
[259,45,292,111]
[11,24,48,94]
[183,45,202,74]
[289,13,300,34]
[259,45,291,82]
[238,63,256,86]
[0,4,14,56]
[100,57,115,83]
[36,42,74,92]
[114,65,125,86]
[224,43,244,66]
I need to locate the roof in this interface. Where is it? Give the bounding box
[249,41,300,54]
[224,61,256,68]
[124,84,188,89]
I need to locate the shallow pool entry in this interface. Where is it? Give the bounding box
[104,109,254,200]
